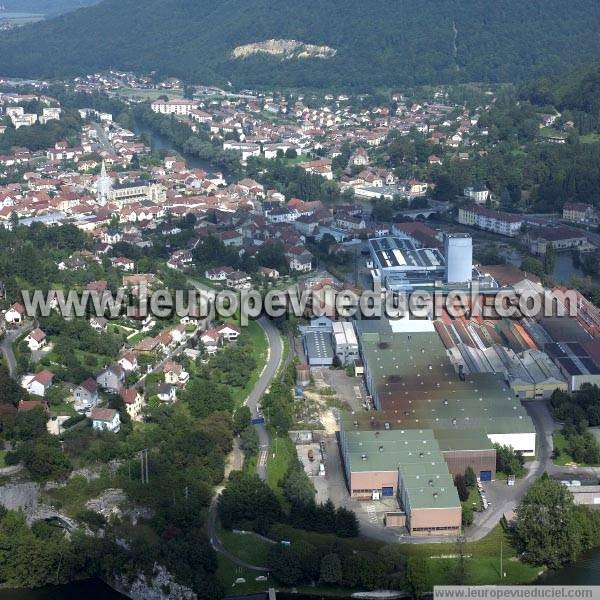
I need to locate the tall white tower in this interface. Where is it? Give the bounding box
[96,160,113,204]
[445,233,472,284]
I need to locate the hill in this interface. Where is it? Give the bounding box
[0,0,600,89]
[0,0,99,16]
[521,62,600,134]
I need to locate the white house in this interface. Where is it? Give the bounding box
[25,370,54,397]
[24,328,47,351]
[91,407,121,433]
[216,323,241,341]
[5,303,25,324]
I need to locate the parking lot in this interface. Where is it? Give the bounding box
[321,368,369,412]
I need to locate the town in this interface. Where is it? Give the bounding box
[1,70,600,597]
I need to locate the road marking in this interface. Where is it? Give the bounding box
[366,504,378,523]
[259,450,268,467]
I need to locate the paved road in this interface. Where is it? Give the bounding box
[1,321,33,378]
[247,317,283,481]
[92,122,117,158]
[203,311,283,567]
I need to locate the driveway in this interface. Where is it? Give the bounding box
[1,321,34,378]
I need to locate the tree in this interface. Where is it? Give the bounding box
[335,506,359,537]
[464,466,477,488]
[495,444,525,477]
[462,505,474,527]
[544,244,556,275]
[232,405,251,435]
[282,460,316,506]
[515,474,583,569]
[405,557,429,599]
[13,406,48,441]
[520,257,545,278]
[320,553,342,583]
[218,472,281,529]
[267,545,304,586]
[239,425,259,456]
[454,474,469,502]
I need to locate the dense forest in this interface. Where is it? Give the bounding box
[521,61,600,134]
[1,0,600,89]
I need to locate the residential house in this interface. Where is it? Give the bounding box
[201,328,221,354]
[216,323,241,341]
[118,352,138,373]
[205,266,235,281]
[163,361,190,387]
[91,407,121,433]
[74,378,100,411]
[96,364,126,393]
[259,266,280,279]
[119,387,145,421]
[226,271,252,290]
[26,370,54,397]
[458,204,524,237]
[157,383,177,403]
[5,302,25,324]
[24,328,46,351]
[90,316,108,333]
[285,247,313,272]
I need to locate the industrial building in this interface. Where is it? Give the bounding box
[367,234,498,293]
[336,314,536,536]
[301,317,359,366]
[303,330,335,366]
[332,321,359,365]
[544,340,600,392]
[339,428,462,536]
[355,317,536,456]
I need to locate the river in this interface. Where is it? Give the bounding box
[132,119,231,179]
[4,548,600,600]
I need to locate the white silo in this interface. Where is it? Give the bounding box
[445,233,472,284]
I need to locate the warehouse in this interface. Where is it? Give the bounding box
[545,341,600,392]
[339,428,462,536]
[354,316,536,456]
[303,330,335,366]
[341,412,497,481]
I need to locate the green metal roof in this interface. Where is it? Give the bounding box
[354,318,535,437]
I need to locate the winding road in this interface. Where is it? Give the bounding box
[0,321,33,377]
[207,314,284,569]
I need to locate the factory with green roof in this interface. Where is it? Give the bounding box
[337,315,536,536]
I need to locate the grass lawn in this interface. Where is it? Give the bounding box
[390,525,542,587]
[0,450,6,468]
[580,133,600,144]
[115,87,183,101]
[126,330,146,345]
[218,526,273,566]
[267,435,296,491]
[229,318,268,408]
[553,431,600,467]
[48,401,78,417]
[216,554,272,596]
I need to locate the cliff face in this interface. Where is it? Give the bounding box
[231,39,336,60]
[115,565,196,600]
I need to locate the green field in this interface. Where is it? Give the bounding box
[391,525,542,586]
[216,554,272,596]
[266,435,296,491]
[218,526,273,566]
[229,318,268,408]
